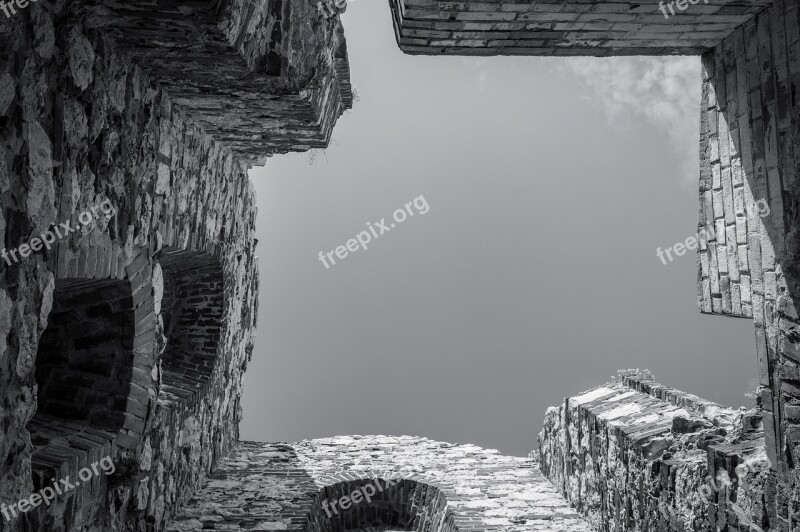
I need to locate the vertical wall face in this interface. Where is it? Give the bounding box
[0,0,353,525]
[0,0,354,520]
[697,0,800,489]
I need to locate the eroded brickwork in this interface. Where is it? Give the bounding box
[168,436,593,532]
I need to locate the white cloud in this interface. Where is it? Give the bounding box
[559,56,701,187]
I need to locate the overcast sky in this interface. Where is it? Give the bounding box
[241,2,759,457]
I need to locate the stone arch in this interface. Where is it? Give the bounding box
[156,247,225,407]
[310,474,456,532]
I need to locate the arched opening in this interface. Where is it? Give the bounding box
[157,248,224,407]
[34,279,135,429]
[27,278,136,526]
[310,478,452,532]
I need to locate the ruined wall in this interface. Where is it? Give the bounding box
[540,377,772,531]
[383,0,800,528]
[0,0,351,530]
[696,0,800,497]
[167,436,594,532]
[389,0,773,56]
[78,0,352,165]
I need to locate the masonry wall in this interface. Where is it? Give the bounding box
[81,0,353,165]
[389,0,773,56]
[0,0,350,529]
[540,377,772,531]
[167,436,594,532]
[0,13,256,527]
[696,0,800,499]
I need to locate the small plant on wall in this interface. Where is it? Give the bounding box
[610,368,655,385]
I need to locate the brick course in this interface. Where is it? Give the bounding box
[389,0,774,56]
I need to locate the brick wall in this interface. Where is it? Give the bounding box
[389,0,773,56]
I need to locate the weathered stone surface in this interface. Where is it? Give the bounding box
[2,0,800,531]
[0,0,349,529]
[540,377,772,531]
[169,436,593,532]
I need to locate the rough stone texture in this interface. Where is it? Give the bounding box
[388,0,774,56]
[0,0,350,530]
[168,436,594,532]
[76,0,353,165]
[540,377,771,531]
[3,0,800,530]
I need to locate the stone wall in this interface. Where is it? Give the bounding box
[389,0,774,56]
[0,0,351,530]
[385,0,800,529]
[80,0,353,165]
[696,0,800,492]
[167,436,594,532]
[540,377,772,531]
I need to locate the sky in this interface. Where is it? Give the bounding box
[240,2,760,457]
